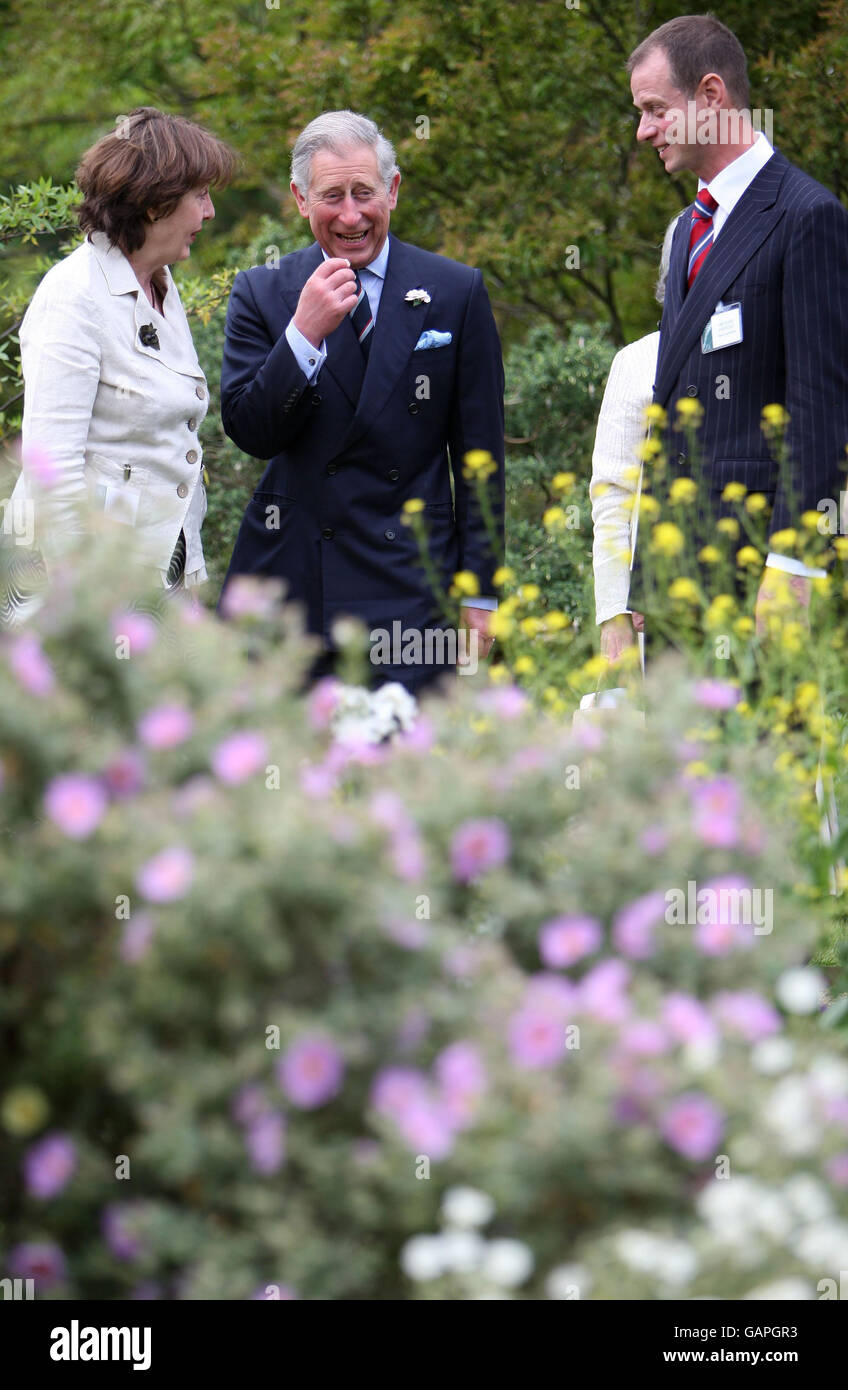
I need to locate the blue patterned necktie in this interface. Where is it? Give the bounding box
[349,270,374,357]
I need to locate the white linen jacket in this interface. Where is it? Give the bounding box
[590,331,659,625]
[12,231,209,584]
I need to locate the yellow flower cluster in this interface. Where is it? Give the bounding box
[463,449,498,479]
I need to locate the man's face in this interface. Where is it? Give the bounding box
[291,144,400,267]
[631,48,706,178]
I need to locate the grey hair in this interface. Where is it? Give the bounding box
[655,213,681,304]
[291,110,399,195]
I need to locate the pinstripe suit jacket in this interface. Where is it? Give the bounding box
[634,149,848,596]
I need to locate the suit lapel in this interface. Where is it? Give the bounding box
[340,238,431,449]
[654,152,790,405]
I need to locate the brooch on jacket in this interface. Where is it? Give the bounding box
[139,324,160,350]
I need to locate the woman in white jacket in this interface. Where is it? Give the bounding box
[6,107,234,620]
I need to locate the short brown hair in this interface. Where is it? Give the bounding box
[627,14,750,111]
[76,107,236,254]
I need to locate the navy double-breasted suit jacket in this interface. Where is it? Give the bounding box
[633,149,848,601]
[219,235,505,674]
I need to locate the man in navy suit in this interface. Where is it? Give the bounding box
[219,110,504,690]
[606,14,848,659]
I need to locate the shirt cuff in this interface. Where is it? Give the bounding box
[765,552,826,579]
[461,596,497,610]
[285,320,326,382]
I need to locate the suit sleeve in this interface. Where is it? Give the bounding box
[448,269,505,593]
[20,278,101,553]
[220,270,317,460]
[775,197,848,533]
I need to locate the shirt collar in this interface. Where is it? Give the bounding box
[320,233,391,279]
[700,131,775,217]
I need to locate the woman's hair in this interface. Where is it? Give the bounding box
[76,107,236,255]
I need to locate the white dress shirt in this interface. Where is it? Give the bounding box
[700,134,824,579]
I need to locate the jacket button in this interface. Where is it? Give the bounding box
[686,384,698,396]
[322,527,334,540]
[177,483,189,498]
[195,386,205,400]
[187,417,198,431]
[388,468,400,481]
[186,449,198,464]
[312,394,322,406]
[408,403,420,415]
[384,528,396,541]
[326,463,338,475]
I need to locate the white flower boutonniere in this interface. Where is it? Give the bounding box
[404,288,431,307]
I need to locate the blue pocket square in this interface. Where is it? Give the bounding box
[414,330,452,351]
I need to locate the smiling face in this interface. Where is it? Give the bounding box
[291,143,400,267]
[145,186,215,265]
[630,47,706,178]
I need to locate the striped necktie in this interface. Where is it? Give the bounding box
[349,269,374,356]
[687,189,719,288]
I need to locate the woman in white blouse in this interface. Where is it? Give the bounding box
[7,107,234,619]
[591,216,679,661]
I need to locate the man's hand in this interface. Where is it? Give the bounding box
[292,258,360,349]
[600,612,642,663]
[755,570,812,638]
[462,606,495,662]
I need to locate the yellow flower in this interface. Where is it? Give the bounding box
[745,493,769,515]
[470,715,493,735]
[637,494,660,519]
[736,545,763,568]
[834,538,848,560]
[698,545,721,564]
[644,403,668,428]
[722,482,747,503]
[769,528,797,552]
[733,616,755,638]
[636,437,662,462]
[773,750,795,773]
[780,621,805,655]
[492,565,514,587]
[669,477,697,504]
[762,403,790,429]
[520,616,545,637]
[583,655,608,681]
[622,464,641,484]
[544,610,569,631]
[717,517,740,539]
[593,482,610,498]
[705,594,736,626]
[683,760,711,779]
[543,506,567,532]
[1,1086,49,1137]
[668,577,700,603]
[812,574,831,597]
[488,662,512,684]
[795,681,819,712]
[543,686,559,703]
[675,396,704,425]
[650,522,685,557]
[451,570,480,597]
[518,583,540,603]
[489,610,516,639]
[463,449,496,477]
[551,471,576,494]
[401,497,426,518]
[513,655,536,675]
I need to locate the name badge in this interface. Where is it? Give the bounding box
[701,300,743,354]
[95,482,141,525]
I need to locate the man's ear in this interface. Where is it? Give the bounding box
[291,180,310,218]
[387,172,401,211]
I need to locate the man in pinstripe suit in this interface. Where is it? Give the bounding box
[614,14,848,652]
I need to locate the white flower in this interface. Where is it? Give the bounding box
[440,1229,486,1272]
[783,1175,832,1225]
[744,1278,814,1300]
[615,1230,697,1286]
[793,1219,848,1270]
[480,1238,535,1288]
[545,1263,591,1300]
[441,1185,495,1229]
[400,1234,447,1281]
[761,1075,819,1154]
[751,1036,795,1074]
[807,1054,848,1097]
[681,1037,721,1072]
[404,288,431,306]
[775,967,826,1015]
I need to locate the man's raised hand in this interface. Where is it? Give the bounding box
[292,259,360,349]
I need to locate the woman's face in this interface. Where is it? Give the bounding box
[144,186,215,266]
